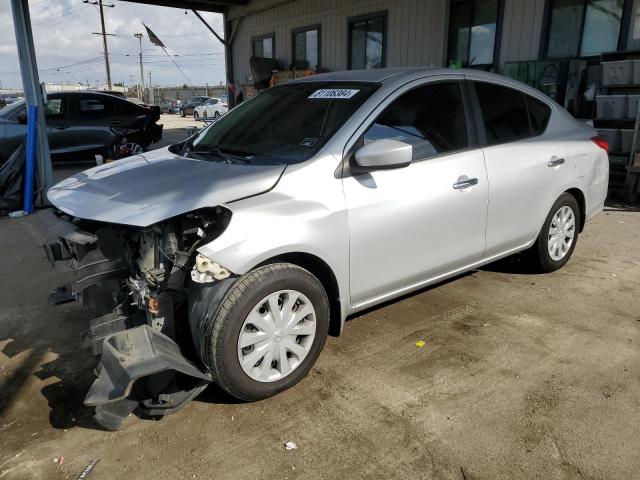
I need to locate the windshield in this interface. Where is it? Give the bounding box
[189,82,378,165]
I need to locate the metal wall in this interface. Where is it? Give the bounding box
[226,0,550,85]
[227,0,450,85]
[499,0,547,66]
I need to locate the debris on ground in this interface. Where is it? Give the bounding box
[77,459,99,480]
[481,323,490,327]
[284,441,298,450]
[415,341,426,347]
[52,456,64,465]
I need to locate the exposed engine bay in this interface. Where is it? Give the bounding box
[31,207,234,430]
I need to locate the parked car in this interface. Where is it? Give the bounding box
[37,68,608,430]
[193,97,228,120]
[0,91,162,164]
[179,95,209,117]
[160,98,181,114]
[0,98,5,109]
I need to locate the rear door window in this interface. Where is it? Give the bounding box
[473,82,553,145]
[77,97,114,118]
[474,82,530,145]
[527,95,552,136]
[363,81,469,160]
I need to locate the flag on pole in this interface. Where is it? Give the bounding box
[143,23,166,48]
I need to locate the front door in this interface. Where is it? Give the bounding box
[343,80,489,307]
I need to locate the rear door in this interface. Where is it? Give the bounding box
[343,77,489,306]
[468,78,570,256]
[67,95,118,158]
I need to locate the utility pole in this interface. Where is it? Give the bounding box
[134,33,144,100]
[84,0,114,90]
[148,71,154,105]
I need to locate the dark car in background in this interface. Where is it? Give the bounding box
[179,96,208,117]
[0,91,162,164]
[160,98,181,114]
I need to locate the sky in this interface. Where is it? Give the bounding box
[0,0,226,90]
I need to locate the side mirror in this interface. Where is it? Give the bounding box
[354,139,412,171]
[17,110,28,124]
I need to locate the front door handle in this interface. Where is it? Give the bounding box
[453,177,479,190]
[111,119,121,125]
[548,157,565,167]
[54,125,67,130]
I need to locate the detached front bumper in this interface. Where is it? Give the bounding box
[29,209,213,430]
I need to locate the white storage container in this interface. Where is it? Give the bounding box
[602,60,633,85]
[627,95,640,118]
[597,128,620,152]
[620,129,635,153]
[596,95,627,119]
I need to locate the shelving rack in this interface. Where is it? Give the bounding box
[594,50,640,201]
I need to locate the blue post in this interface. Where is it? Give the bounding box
[23,104,37,214]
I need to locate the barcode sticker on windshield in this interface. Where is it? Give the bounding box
[308,89,360,99]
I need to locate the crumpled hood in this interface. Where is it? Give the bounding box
[47,147,285,227]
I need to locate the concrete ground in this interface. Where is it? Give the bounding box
[1,132,639,479]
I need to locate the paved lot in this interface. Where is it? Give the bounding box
[1,163,639,478]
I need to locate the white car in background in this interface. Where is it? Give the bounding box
[193,97,228,120]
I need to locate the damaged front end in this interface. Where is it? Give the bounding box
[30,207,233,430]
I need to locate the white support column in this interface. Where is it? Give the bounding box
[11,0,53,206]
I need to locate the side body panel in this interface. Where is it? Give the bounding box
[344,149,488,305]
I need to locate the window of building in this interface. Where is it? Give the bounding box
[474,82,552,145]
[292,25,320,69]
[545,0,625,58]
[348,12,386,70]
[252,33,275,58]
[447,0,501,66]
[363,82,469,160]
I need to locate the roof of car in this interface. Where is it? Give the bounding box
[292,67,517,85]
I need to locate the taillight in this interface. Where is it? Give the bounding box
[222,103,228,108]
[591,136,608,153]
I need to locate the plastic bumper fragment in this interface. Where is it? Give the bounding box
[84,325,211,407]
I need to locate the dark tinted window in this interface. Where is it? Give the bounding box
[349,13,386,69]
[475,82,530,145]
[44,98,65,118]
[448,0,500,66]
[78,97,113,117]
[364,82,468,160]
[527,96,552,136]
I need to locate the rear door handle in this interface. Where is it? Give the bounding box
[111,119,121,125]
[453,177,479,190]
[54,125,67,130]
[548,157,565,167]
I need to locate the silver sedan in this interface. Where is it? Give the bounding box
[40,68,608,428]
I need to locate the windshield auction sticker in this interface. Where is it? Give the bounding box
[308,89,360,99]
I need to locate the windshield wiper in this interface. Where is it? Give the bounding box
[189,146,249,164]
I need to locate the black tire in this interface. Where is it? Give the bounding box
[214,110,221,119]
[529,193,580,273]
[194,111,199,120]
[203,263,329,401]
[180,109,186,117]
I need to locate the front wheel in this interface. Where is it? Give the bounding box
[180,109,186,118]
[529,193,580,272]
[194,111,199,120]
[202,263,329,401]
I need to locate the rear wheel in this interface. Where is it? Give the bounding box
[194,111,199,120]
[180,109,186,118]
[529,193,580,272]
[214,110,221,119]
[202,263,329,401]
